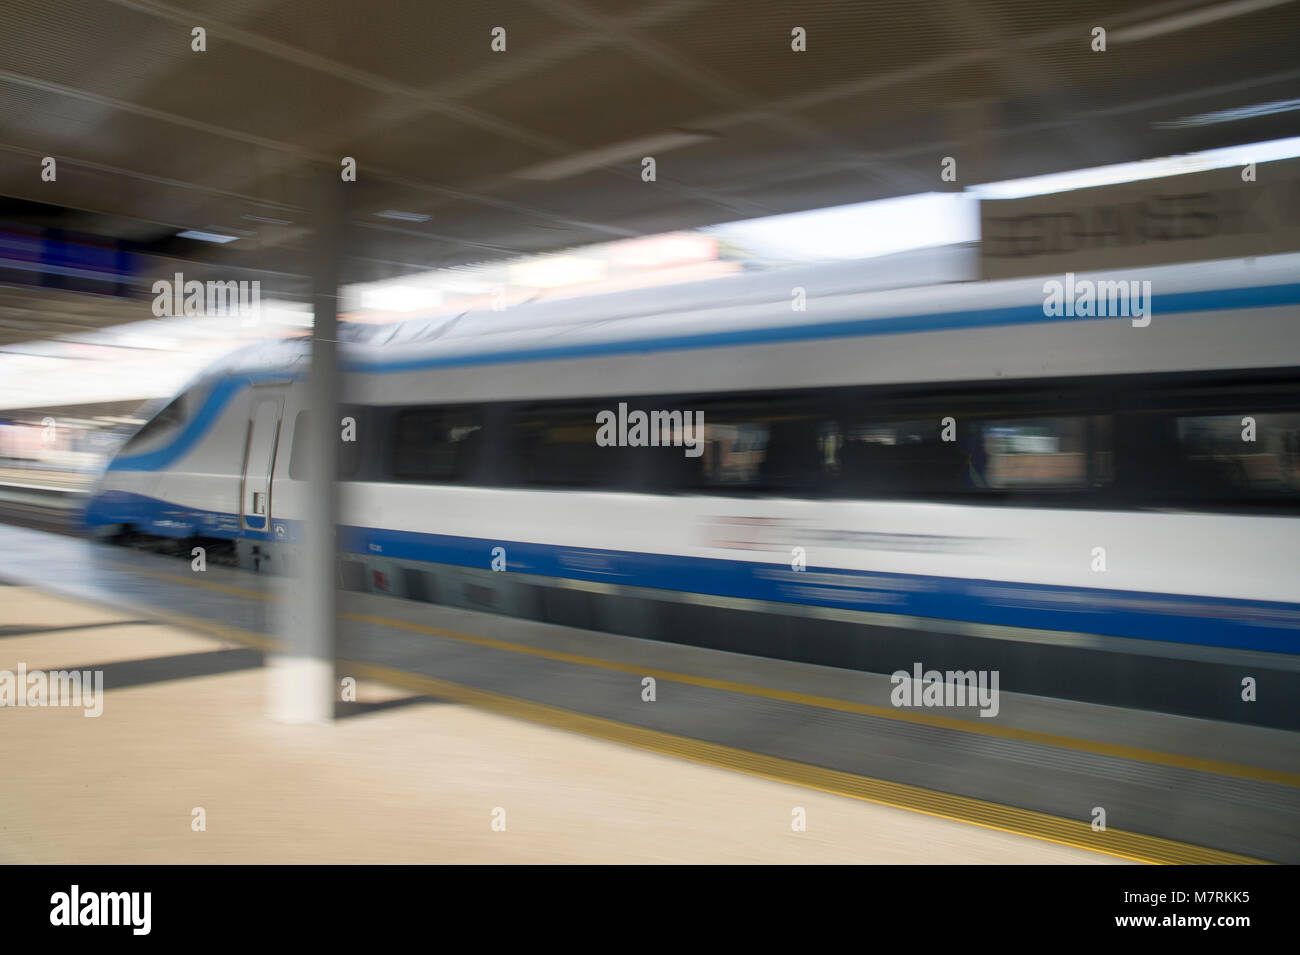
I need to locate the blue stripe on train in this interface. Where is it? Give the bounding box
[83,490,1300,655]
[84,488,271,541]
[346,280,1300,373]
[109,372,290,473]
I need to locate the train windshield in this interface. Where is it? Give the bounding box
[122,392,188,452]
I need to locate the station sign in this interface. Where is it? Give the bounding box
[979,157,1300,279]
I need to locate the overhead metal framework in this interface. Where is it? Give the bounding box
[0,0,1297,342]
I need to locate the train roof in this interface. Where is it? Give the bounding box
[199,247,1300,382]
[195,244,978,380]
[342,243,980,349]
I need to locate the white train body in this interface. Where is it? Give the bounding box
[86,248,1300,670]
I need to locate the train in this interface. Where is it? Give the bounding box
[82,245,1300,720]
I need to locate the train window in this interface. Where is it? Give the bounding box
[827,413,1110,496]
[1173,413,1300,496]
[288,410,362,479]
[122,393,186,451]
[701,417,769,486]
[1089,416,1115,487]
[508,404,622,488]
[978,417,1096,489]
[277,383,1298,511]
[391,407,481,482]
[691,403,826,492]
[288,412,309,479]
[831,416,974,496]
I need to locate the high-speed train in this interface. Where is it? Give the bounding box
[83,246,1300,714]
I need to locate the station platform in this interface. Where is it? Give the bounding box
[1,523,1295,864]
[1,585,1114,864]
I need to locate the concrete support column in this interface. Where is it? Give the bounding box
[274,170,346,723]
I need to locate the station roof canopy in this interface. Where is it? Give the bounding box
[0,0,1298,342]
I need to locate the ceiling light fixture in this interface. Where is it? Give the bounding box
[1111,0,1295,43]
[176,229,239,244]
[376,210,431,222]
[513,129,721,182]
[1155,97,1300,128]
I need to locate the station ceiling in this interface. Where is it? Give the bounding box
[0,0,1299,344]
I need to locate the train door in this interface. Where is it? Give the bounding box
[241,391,284,531]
